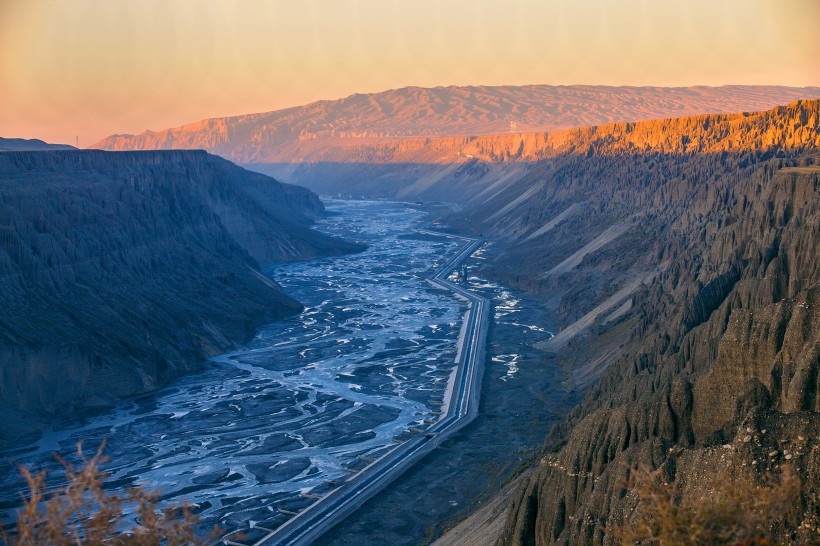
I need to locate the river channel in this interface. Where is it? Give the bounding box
[0,200,574,544]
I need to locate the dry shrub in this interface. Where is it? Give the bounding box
[616,465,802,545]
[1,441,220,545]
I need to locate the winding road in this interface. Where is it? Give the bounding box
[224,231,490,546]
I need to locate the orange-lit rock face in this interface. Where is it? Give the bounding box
[92,85,820,163]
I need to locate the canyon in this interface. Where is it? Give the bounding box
[311,100,819,545]
[1,92,818,546]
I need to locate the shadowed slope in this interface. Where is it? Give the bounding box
[423,103,820,546]
[0,150,363,440]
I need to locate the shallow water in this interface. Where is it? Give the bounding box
[320,241,575,546]
[0,200,471,532]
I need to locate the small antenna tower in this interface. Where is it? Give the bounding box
[509,119,517,133]
[75,135,79,149]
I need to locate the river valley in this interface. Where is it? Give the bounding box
[0,200,574,544]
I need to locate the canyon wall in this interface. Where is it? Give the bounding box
[0,150,362,440]
[495,164,819,544]
[438,102,820,544]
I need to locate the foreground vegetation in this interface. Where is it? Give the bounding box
[1,442,218,545]
[617,466,806,545]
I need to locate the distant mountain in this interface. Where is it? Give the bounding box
[0,150,363,439]
[93,85,820,164]
[0,137,75,151]
[242,99,820,200]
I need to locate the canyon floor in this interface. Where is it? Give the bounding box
[0,201,577,545]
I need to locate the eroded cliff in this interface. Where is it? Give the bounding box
[497,166,819,544]
[432,102,820,544]
[0,150,362,440]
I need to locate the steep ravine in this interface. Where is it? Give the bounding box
[0,150,363,441]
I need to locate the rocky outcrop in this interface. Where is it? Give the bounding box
[0,150,362,440]
[501,281,819,544]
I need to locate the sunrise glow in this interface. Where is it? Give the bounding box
[1,0,818,144]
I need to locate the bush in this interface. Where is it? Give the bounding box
[616,465,802,545]
[1,441,220,545]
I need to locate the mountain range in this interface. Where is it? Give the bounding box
[91,85,820,202]
[0,137,76,152]
[93,85,820,162]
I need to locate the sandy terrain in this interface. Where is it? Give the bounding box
[431,477,525,546]
[544,223,632,276]
[538,271,654,351]
[522,203,584,242]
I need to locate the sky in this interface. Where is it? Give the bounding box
[1,0,818,145]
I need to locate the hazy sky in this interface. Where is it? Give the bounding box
[1,0,818,145]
